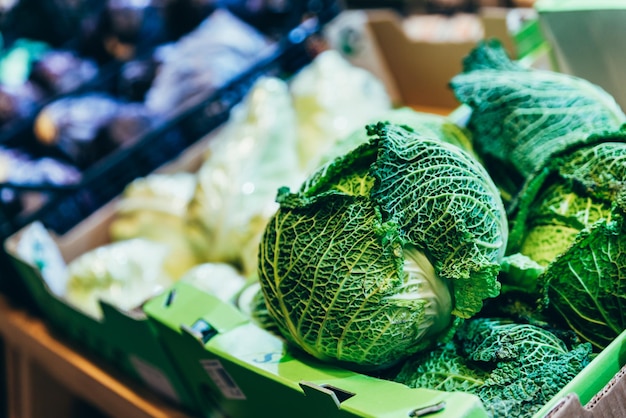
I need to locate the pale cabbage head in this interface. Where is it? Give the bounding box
[109,172,199,279]
[65,239,174,319]
[185,77,302,276]
[290,49,392,173]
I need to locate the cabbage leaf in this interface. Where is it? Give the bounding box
[450,39,626,191]
[395,318,593,418]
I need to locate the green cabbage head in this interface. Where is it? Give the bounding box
[257,122,508,370]
[450,40,626,350]
[394,318,592,418]
[505,140,626,350]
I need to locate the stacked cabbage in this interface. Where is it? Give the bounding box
[450,40,626,350]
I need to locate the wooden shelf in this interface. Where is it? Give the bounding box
[0,295,195,418]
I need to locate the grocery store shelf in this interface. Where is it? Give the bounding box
[0,295,194,418]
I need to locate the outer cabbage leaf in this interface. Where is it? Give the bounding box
[395,318,593,418]
[450,40,626,350]
[541,215,626,349]
[258,123,507,369]
[450,40,626,183]
[370,124,506,317]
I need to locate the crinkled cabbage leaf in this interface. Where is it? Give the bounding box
[509,141,626,349]
[394,318,593,418]
[450,39,626,195]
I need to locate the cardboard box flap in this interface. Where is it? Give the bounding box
[545,365,626,417]
[360,8,549,109]
[365,9,476,109]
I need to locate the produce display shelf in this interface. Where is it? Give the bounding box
[3,3,626,418]
[0,293,194,418]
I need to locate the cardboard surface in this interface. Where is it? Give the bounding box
[545,366,626,418]
[144,281,490,418]
[365,9,476,109]
[347,8,550,108]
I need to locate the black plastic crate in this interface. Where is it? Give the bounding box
[0,0,341,187]
[0,0,336,183]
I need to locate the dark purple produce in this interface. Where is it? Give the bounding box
[145,8,273,114]
[104,103,155,145]
[29,50,99,95]
[222,0,302,35]
[117,58,159,101]
[99,0,170,60]
[0,147,81,187]
[0,82,45,128]
[33,93,122,167]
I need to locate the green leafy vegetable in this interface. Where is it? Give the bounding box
[450,39,626,197]
[394,318,593,418]
[257,122,507,370]
[512,143,626,348]
[450,40,626,350]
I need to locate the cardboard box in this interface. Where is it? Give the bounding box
[144,281,490,418]
[326,8,551,109]
[535,0,626,112]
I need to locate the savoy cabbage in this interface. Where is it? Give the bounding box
[450,39,626,193]
[394,318,593,418]
[257,122,507,370]
[450,40,626,350]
